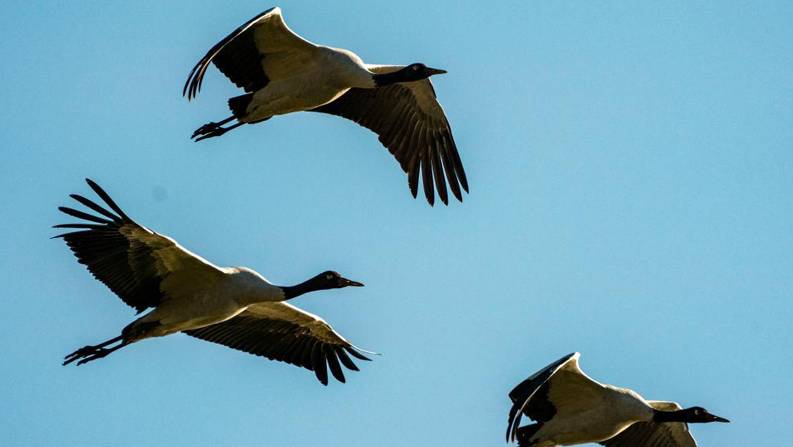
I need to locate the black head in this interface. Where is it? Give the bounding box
[315,270,365,289]
[403,63,447,80]
[656,406,730,424]
[281,271,364,299]
[682,406,730,423]
[373,63,447,86]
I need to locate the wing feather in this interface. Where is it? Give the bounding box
[184,302,372,385]
[600,421,696,447]
[600,401,697,447]
[310,66,468,205]
[55,179,223,313]
[183,7,316,99]
[506,353,580,442]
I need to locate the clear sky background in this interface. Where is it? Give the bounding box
[1,1,791,446]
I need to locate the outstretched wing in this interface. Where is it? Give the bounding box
[54,179,224,313]
[184,6,317,99]
[184,302,372,385]
[506,352,579,442]
[310,65,468,206]
[600,402,697,447]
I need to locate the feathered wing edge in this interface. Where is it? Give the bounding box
[506,353,579,442]
[53,179,168,313]
[184,305,377,385]
[183,7,278,99]
[310,78,468,206]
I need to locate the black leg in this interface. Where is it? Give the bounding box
[63,335,124,366]
[74,343,127,366]
[193,121,245,142]
[191,116,236,139]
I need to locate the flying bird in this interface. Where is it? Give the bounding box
[183,6,468,206]
[55,179,372,385]
[506,353,728,446]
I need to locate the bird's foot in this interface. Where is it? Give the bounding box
[64,345,96,365]
[192,123,229,141]
[63,345,111,366]
[191,122,220,138]
[75,348,113,366]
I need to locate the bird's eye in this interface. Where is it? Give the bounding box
[325,274,334,280]
[412,65,419,71]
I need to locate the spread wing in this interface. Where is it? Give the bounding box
[184,302,372,385]
[506,352,578,441]
[184,6,317,99]
[600,402,697,447]
[54,179,224,313]
[507,353,606,443]
[310,65,468,206]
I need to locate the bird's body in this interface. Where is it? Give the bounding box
[184,7,468,205]
[129,267,283,340]
[241,47,373,122]
[507,353,728,447]
[56,179,370,385]
[529,386,653,446]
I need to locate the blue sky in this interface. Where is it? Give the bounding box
[1,1,791,445]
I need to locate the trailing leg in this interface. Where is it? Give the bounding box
[192,120,245,141]
[191,115,236,139]
[63,321,161,366]
[63,335,126,366]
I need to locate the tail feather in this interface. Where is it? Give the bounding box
[516,424,542,447]
[228,93,254,119]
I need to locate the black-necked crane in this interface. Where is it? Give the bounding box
[506,353,728,447]
[55,179,372,385]
[183,6,468,206]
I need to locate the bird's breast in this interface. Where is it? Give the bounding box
[318,46,375,89]
[540,412,635,446]
[142,290,246,334]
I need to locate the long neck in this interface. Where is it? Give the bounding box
[372,69,410,87]
[280,276,325,300]
[652,409,691,423]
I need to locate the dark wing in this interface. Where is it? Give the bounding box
[310,65,468,206]
[601,402,697,447]
[506,352,578,442]
[54,179,224,313]
[184,6,316,99]
[184,302,372,385]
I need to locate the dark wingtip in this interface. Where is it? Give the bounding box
[83,179,132,222]
[182,78,190,99]
[345,347,373,361]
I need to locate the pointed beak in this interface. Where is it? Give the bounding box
[342,278,364,287]
[712,415,730,423]
[427,67,447,76]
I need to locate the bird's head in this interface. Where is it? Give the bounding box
[281,270,364,299]
[402,63,447,81]
[373,63,447,86]
[313,271,365,290]
[678,407,730,423]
